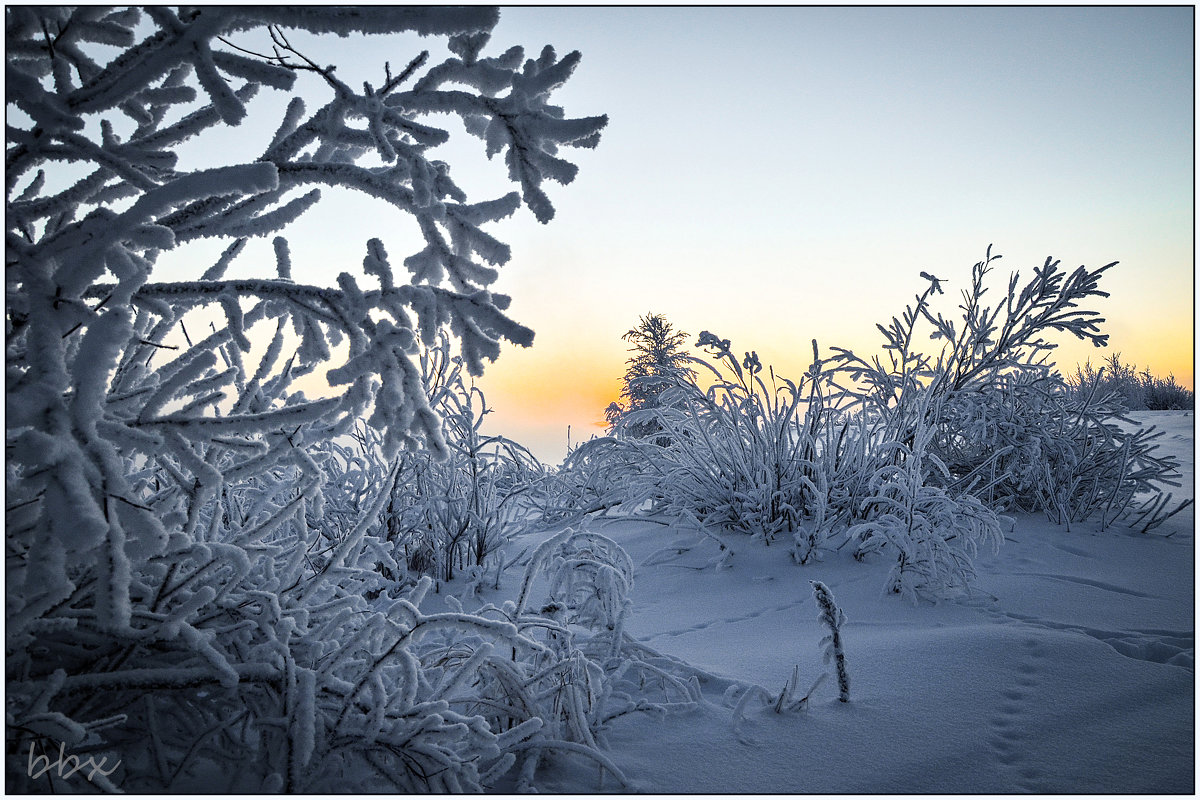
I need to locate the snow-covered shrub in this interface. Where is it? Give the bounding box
[1138,373,1194,411]
[832,247,1186,536]
[849,404,1007,600]
[425,526,697,791]
[1068,354,1147,410]
[514,527,634,648]
[929,372,1188,531]
[609,332,834,548]
[830,246,1112,423]
[7,7,605,792]
[7,469,539,792]
[400,579,636,793]
[559,248,1182,603]
[790,406,892,563]
[548,322,852,562]
[377,334,547,583]
[534,435,653,524]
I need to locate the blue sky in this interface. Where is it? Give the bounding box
[166,6,1194,463]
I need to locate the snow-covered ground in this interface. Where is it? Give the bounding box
[440,410,1195,793]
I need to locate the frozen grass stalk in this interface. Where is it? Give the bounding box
[811,581,850,702]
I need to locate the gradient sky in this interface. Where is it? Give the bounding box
[164,6,1194,464]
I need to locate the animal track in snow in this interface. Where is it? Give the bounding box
[1011,572,1159,599]
[640,598,810,641]
[1000,612,1194,669]
[988,637,1046,791]
[1045,540,1093,558]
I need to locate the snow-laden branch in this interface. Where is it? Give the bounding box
[7,7,606,792]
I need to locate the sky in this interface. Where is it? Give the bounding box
[161,6,1194,464]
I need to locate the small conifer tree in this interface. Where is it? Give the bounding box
[610,313,694,441]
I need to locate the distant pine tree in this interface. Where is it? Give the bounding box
[609,313,694,442]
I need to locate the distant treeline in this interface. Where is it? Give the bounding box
[1067,353,1193,410]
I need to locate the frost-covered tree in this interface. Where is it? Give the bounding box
[607,312,694,440]
[6,6,606,791]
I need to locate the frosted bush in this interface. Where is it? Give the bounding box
[830,246,1112,421]
[535,435,653,524]
[374,333,548,583]
[831,247,1186,537]
[608,332,834,549]
[848,404,1007,600]
[428,526,697,791]
[929,372,1188,531]
[515,527,634,648]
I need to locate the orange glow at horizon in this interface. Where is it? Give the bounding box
[473,286,1193,466]
[476,341,625,433]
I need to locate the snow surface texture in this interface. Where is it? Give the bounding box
[430,410,1194,793]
